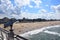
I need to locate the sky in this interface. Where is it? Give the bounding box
[0,0,60,19]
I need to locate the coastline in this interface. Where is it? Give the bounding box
[13,21,60,34]
[20,25,60,38]
[0,21,60,34]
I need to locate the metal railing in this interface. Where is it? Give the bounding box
[0,19,28,40]
[0,27,28,40]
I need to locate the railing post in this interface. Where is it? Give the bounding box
[8,25,14,40]
[1,31,4,40]
[8,30,14,40]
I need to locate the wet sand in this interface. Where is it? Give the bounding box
[0,21,60,34]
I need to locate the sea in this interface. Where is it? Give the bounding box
[20,25,60,40]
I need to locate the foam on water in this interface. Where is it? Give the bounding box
[44,30,60,36]
[20,25,60,37]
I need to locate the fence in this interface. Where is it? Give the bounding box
[0,27,28,40]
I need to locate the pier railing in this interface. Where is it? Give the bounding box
[0,27,28,40]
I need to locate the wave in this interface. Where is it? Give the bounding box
[20,25,60,38]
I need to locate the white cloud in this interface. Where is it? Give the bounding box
[15,0,42,8]
[51,5,60,13]
[38,9,47,13]
[0,0,42,19]
[15,0,30,7]
[0,0,14,13]
[20,12,40,19]
[0,0,60,19]
[32,0,42,8]
[50,5,60,19]
[0,14,11,19]
[0,0,21,17]
[29,5,34,8]
[20,12,59,19]
[20,9,50,19]
[19,6,60,19]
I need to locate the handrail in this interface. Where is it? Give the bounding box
[15,34,28,40]
[0,28,9,34]
[0,27,28,40]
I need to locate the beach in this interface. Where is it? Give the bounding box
[0,21,60,34]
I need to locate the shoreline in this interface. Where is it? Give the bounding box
[13,21,60,34]
[0,21,60,34]
[20,25,60,38]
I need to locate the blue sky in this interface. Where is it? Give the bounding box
[0,0,60,19]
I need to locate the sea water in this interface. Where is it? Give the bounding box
[20,25,60,40]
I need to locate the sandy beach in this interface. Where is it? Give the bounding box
[0,21,60,34]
